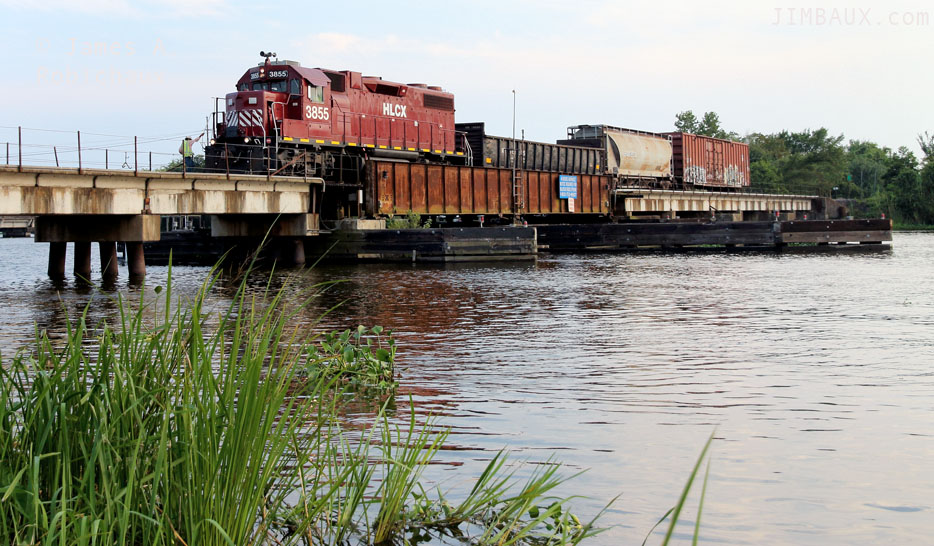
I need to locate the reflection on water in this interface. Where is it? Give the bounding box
[1,234,933,544]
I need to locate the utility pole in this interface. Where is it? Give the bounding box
[512,90,519,224]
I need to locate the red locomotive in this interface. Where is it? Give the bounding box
[205,52,467,179]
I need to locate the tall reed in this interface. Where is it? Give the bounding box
[0,265,615,545]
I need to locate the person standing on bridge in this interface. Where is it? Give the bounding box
[179,133,204,170]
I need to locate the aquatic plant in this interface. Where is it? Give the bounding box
[304,325,397,392]
[0,265,614,545]
[386,210,432,229]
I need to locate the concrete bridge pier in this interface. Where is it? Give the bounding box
[126,243,146,278]
[290,239,306,266]
[48,242,67,280]
[99,241,119,282]
[74,242,92,282]
[36,214,160,281]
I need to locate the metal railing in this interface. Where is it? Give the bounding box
[0,125,287,181]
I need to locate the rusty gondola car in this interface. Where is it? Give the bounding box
[455,122,603,175]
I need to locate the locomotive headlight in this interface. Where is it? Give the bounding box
[209,138,215,145]
[244,137,250,144]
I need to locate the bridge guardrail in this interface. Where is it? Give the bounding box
[0,125,321,182]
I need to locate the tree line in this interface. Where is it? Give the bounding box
[675,110,934,226]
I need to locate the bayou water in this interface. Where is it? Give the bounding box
[1,233,931,545]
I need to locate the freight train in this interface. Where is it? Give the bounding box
[204,53,749,197]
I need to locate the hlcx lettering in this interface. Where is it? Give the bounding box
[382,103,406,118]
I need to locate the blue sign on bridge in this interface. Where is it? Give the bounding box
[558,175,578,199]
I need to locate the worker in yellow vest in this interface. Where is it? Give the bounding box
[179,132,204,170]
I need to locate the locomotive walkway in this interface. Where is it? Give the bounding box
[0,165,322,279]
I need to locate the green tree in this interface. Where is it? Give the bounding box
[161,154,205,172]
[674,110,700,133]
[780,128,846,195]
[917,131,934,224]
[846,140,889,198]
[746,129,845,195]
[674,110,737,140]
[884,146,929,224]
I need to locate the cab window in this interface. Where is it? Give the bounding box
[307,85,324,103]
[290,79,301,95]
[269,80,288,92]
[238,83,248,91]
[252,82,268,91]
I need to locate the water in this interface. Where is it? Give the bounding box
[1,234,932,544]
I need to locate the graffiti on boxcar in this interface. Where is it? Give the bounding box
[724,165,745,187]
[684,165,707,185]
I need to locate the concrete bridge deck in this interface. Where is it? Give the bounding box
[615,188,819,219]
[0,165,324,279]
[0,165,321,216]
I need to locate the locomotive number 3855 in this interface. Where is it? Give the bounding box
[305,105,330,121]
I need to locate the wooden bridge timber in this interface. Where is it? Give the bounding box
[0,165,322,280]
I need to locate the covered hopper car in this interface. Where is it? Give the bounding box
[558,125,674,188]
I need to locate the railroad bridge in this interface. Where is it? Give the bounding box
[614,188,816,220]
[0,165,322,280]
[1,164,888,281]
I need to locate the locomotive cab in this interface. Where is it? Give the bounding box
[208,55,336,175]
[222,58,333,143]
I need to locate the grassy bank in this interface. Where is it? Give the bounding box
[0,265,711,545]
[893,222,934,231]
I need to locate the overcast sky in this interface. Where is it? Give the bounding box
[0,0,931,166]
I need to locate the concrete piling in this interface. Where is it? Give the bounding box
[99,241,119,282]
[126,242,146,278]
[292,239,306,266]
[73,242,92,282]
[48,242,66,280]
